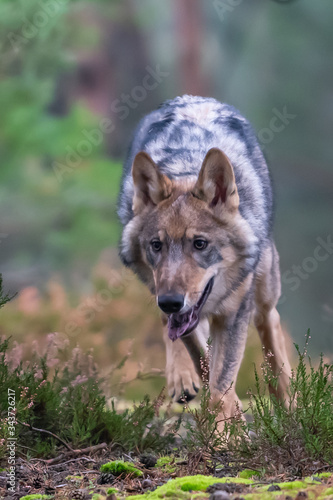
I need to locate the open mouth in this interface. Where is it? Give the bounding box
[167,277,214,342]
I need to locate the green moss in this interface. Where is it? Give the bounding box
[242,494,290,500]
[100,460,143,477]
[318,472,332,478]
[239,469,260,479]
[242,495,280,500]
[107,488,118,495]
[277,480,308,490]
[130,474,254,499]
[323,487,333,496]
[20,496,51,500]
[155,455,174,467]
[92,495,104,500]
[155,455,177,473]
[126,472,333,500]
[66,475,83,481]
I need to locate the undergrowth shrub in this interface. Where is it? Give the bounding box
[246,332,333,472]
[0,334,175,460]
[182,383,225,456]
[182,332,333,475]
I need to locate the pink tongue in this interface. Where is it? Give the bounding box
[167,308,197,342]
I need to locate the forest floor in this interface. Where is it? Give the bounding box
[1,447,333,500]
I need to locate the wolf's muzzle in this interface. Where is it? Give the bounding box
[158,293,184,314]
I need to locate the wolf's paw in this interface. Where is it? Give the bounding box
[166,364,200,404]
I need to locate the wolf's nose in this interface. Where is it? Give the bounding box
[158,294,184,314]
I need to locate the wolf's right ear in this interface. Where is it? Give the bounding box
[132,152,172,214]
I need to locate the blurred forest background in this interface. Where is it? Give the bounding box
[0,0,332,400]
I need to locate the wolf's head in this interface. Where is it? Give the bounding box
[120,148,255,341]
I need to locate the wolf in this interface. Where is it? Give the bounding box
[117,95,292,419]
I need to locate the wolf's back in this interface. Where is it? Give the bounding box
[118,95,273,244]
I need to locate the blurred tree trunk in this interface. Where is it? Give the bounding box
[49,1,151,158]
[174,0,210,96]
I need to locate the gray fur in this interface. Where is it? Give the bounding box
[118,95,273,246]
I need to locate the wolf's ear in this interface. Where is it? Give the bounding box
[132,152,172,214]
[193,148,239,214]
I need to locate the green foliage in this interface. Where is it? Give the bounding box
[0,0,121,283]
[106,488,118,495]
[1,323,332,476]
[100,460,143,477]
[182,388,221,454]
[155,455,177,473]
[0,275,11,309]
[246,331,333,470]
[155,455,174,467]
[238,469,260,479]
[19,496,51,500]
[182,333,333,476]
[0,336,175,459]
[181,358,229,457]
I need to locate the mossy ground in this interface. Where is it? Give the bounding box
[129,473,333,499]
[100,460,143,478]
[20,496,51,500]
[1,443,332,499]
[130,475,254,499]
[14,465,333,500]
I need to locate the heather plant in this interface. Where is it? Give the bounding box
[182,383,224,457]
[182,350,225,458]
[182,332,333,476]
[246,332,333,472]
[181,346,240,473]
[0,334,175,460]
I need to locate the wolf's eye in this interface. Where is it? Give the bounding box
[151,240,162,252]
[193,239,208,250]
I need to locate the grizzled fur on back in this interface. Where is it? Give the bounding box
[118,95,273,247]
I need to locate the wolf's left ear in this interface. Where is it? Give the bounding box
[193,148,239,214]
[132,152,172,214]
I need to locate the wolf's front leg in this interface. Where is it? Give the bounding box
[163,321,209,403]
[209,298,252,423]
[163,327,200,402]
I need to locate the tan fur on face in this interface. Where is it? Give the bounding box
[144,190,252,311]
[123,148,256,310]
